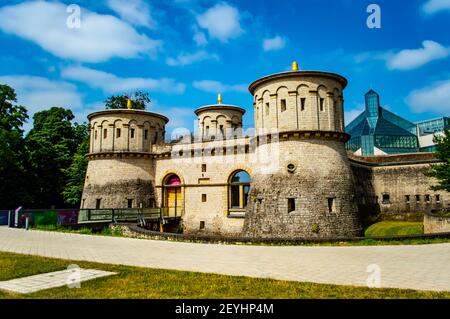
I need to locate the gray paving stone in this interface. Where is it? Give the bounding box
[0,227,449,292]
[0,268,116,294]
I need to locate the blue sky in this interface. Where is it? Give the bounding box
[0,0,449,135]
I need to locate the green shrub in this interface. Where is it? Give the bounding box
[311,224,320,234]
[33,224,58,231]
[34,211,58,226]
[78,227,92,235]
[101,227,122,237]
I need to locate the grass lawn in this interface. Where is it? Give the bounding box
[0,252,449,299]
[365,221,424,237]
[32,224,123,236]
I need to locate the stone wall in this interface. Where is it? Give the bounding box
[250,72,346,134]
[243,138,363,238]
[154,137,253,236]
[195,105,245,139]
[424,211,450,234]
[350,154,450,224]
[81,71,449,240]
[89,110,168,154]
[82,156,156,209]
[350,163,380,227]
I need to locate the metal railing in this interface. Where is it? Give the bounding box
[5,208,163,228]
[79,208,161,223]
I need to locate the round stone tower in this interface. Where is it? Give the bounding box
[194,94,246,139]
[243,62,363,238]
[81,109,168,209]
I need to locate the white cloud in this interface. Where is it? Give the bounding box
[0,1,161,62]
[61,66,186,94]
[387,40,450,70]
[166,51,219,66]
[422,0,450,15]
[0,75,85,131]
[0,75,83,113]
[107,0,156,28]
[193,80,247,93]
[193,31,208,46]
[353,41,450,71]
[344,107,364,125]
[73,101,105,124]
[263,35,286,52]
[406,79,450,114]
[196,2,243,42]
[152,104,196,131]
[353,51,391,64]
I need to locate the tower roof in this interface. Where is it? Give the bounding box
[87,109,169,123]
[194,94,245,115]
[248,70,348,94]
[194,104,246,116]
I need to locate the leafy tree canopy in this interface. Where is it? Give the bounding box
[0,84,28,132]
[104,91,150,110]
[0,84,30,208]
[426,129,450,192]
[26,107,79,208]
[63,122,90,205]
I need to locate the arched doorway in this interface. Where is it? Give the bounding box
[163,174,184,217]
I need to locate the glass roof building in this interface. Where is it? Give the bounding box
[416,117,449,136]
[346,90,420,156]
[415,117,450,153]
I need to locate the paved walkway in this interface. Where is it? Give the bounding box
[0,268,116,294]
[1,227,449,292]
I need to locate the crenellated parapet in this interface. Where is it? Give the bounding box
[194,94,246,140]
[249,69,346,134]
[88,109,168,154]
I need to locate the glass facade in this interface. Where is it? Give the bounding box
[346,89,421,156]
[361,135,375,156]
[420,145,437,153]
[365,90,380,120]
[416,117,450,136]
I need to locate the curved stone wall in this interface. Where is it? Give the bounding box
[82,109,168,209]
[244,70,362,238]
[88,110,168,154]
[195,105,245,139]
[424,210,450,234]
[244,138,362,238]
[82,155,156,209]
[249,72,346,134]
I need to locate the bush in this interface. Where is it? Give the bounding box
[101,227,122,237]
[78,227,92,235]
[311,224,320,234]
[34,211,58,226]
[33,224,58,231]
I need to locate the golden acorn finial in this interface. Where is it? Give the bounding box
[127,98,133,109]
[218,93,222,105]
[292,61,299,72]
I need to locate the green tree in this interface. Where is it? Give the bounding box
[426,129,450,192]
[26,107,79,208]
[0,84,30,209]
[63,123,90,205]
[104,91,150,110]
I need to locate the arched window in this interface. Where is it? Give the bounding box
[229,170,251,210]
[165,174,181,186]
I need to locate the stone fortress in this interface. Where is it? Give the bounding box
[81,62,449,239]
